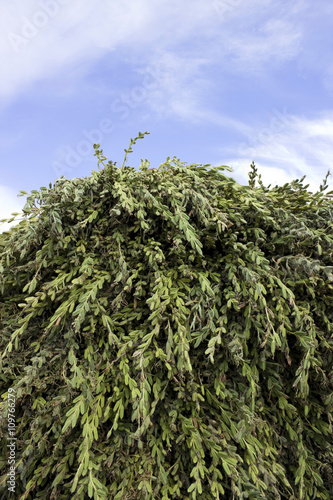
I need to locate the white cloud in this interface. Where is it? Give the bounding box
[221,18,302,73]
[135,51,216,122]
[0,0,217,104]
[0,0,307,108]
[1,0,332,206]
[219,113,333,194]
[129,5,305,124]
[0,185,26,234]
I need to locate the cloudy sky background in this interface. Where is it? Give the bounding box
[1,0,333,232]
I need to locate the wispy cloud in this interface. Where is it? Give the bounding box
[135,51,216,122]
[219,112,333,193]
[224,18,303,71]
[0,0,217,104]
[0,1,305,103]
[130,7,305,124]
[1,0,332,210]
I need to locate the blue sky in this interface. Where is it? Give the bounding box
[1,0,333,232]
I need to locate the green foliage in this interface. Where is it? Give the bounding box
[121,131,150,171]
[1,135,333,499]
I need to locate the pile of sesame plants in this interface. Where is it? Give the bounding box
[0,132,333,499]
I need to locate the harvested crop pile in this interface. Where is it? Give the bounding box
[1,134,333,499]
